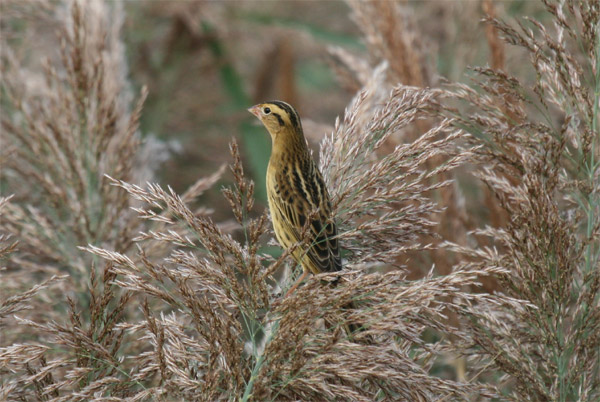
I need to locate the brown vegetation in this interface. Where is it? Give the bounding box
[1,0,598,400]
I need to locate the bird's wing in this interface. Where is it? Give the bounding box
[273,167,341,274]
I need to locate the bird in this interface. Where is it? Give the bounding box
[248,100,341,296]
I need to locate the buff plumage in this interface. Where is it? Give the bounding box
[248,101,341,281]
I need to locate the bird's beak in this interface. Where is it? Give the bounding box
[247,105,261,118]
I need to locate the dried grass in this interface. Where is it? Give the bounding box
[1,0,598,401]
[443,1,600,400]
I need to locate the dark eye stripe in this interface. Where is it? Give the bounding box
[269,101,300,129]
[273,113,285,126]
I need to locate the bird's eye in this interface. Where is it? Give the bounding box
[263,107,271,115]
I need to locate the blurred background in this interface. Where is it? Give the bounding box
[1,0,550,338]
[113,0,544,221]
[0,0,552,309]
[1,0,548,224]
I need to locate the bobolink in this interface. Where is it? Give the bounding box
[248,101,341,293]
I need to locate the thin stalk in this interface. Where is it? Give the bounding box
[240,319,280,402]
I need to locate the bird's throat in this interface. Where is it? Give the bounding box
[270,129,309,161]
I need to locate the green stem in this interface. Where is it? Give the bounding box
[240,319,280,402]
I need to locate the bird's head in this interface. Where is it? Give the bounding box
[248,101,303,142]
